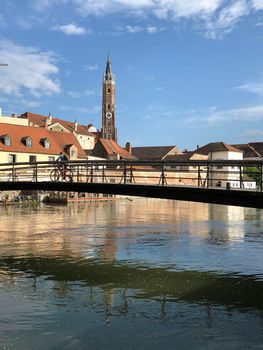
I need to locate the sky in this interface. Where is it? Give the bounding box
[0,0,263,150]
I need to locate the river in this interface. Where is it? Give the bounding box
[0,198,263,349]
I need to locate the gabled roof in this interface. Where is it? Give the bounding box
[195,142,243,155]
[99,139,135,159]
[248,142,263,157]
[0,123,86,158]
[166,152,208,161]
[132,146,180,160]
[19,112,95,137]
[232,143,262,159]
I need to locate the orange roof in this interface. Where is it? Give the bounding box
[20,112,95,137]
[100,139,136,159]
[0,123,86,158]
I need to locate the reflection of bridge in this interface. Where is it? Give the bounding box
[0,159,263,208]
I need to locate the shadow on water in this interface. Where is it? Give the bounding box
[2,256,263,311]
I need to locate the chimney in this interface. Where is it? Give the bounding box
[11,113,17,118]
[126,142,132,154]
[197,145,199,149]
[74,120,78,132]
[45,113,52,128]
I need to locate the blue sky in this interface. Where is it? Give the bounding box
[0,0,263,150]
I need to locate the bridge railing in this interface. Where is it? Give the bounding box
[0,159,262,191]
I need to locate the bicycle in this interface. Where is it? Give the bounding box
[50,164,74,182]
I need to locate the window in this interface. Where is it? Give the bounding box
[8,154,16,163]
[107,88,110,94]
[2,135,11,146]
[43,139,50,149]
[29,155,36,163]
[106,134,111,139]
[48,156,55,162]
[108,104,111,110]
[70,150,76,157]
[216,165,223,169]
[23,137,32,148]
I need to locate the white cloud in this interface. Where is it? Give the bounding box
[67,89,95,98]
[67,90,95,98]
[126,25,143,33]
[204,0,249,38]
[0,39,60,97]
[31,0,54,12]
[186,105,263,125]
[84,89,95,96]
[147,25,165,33]
[237,82,263,96]
[52,23,87,35]
[71,0,263,38]
[29,0,263,38]
[60,105,100,114]
[251,0,263,10]
[239,128,263,138]
[84,64,98,71]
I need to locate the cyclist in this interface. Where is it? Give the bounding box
[56,152,68,179]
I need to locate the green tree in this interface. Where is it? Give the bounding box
[243,166,261,184]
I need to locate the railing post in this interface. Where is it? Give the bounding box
[130,165,135,184]
[90,163,94,183]
[260,165,263,192]
[206,164,210,188]
[239,165,243,189]
[102,165,107,183]
[123,163,127,184]
[34,163,38,182]
[12,164,16,182]
[198,165,201,187]
[159,163,167,186]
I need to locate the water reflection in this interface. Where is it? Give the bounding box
[1,199,263,349]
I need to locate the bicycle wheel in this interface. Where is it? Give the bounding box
[64,169,74,182]
[50,169,60,182]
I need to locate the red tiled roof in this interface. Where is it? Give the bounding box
[99,139,136,159]
[0,123,86,158]
[20,112,95,137]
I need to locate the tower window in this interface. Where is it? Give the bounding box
[107,88,110,94]
[108,104,111,109]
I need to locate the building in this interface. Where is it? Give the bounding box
[0,108,29,126]
[193,142,256,189]
[19,112,96,152]
[233,143,263,160]
[0,122,86,164]
[131,145,181,161]
[92,138,135,160]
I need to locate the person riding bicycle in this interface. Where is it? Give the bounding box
[56,152,68,178]
[57,152,68,162]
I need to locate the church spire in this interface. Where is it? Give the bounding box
[104,51,115,81]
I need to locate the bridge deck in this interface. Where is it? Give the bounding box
[0,159,263,208]
[0,181,262,209]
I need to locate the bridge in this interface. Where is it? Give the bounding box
[0,159,263,208]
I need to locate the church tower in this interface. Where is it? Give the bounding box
[101,53,117,142]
